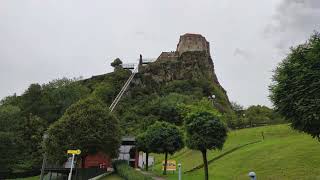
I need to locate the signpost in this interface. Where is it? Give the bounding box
[162,160,177,173]
[67,149,81,180]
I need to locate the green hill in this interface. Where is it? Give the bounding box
[150,124,320,180]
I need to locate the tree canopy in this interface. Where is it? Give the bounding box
[270,32,320,140]
[136,132,152,171]
[182,100,227,180]
[145,121,184,174]
[44,98,121,163]
[111,58,123,68]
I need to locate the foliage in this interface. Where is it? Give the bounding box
[227,103,286,129]
[92,83,116,105]
[230,101,244,115]
[146,121,184,174]
[18,115,48,170]
[245,105,274,127]
[111,58,123,68]
[182,100,227,180]
[179,98,220,119]
[40,78,90,123]
[146,121,184,154]
[148,93,195,125]
[136,133,151,171]
[184,111,227,152]
[44,98,121,163]
[270,32,320,140]
[0,104,46,172]
[112,160,152,180]
[0,105,22,132]
[0,132,18,172]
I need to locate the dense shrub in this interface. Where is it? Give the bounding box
[113,160,152,180]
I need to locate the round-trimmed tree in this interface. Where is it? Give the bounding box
[270,32,320,141]
[184,109,227,180]
[136,132,151,171]
[146,121,184,175]
[44,98,121,163]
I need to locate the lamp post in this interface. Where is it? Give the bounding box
[208,94,216,106]
[40,133,48,180]
[248,171,256,180]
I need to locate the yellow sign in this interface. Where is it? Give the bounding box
[67,149,81,155]
[162,160,176,171]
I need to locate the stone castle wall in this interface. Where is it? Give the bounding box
[156,33,210,62]
[176,33,210,55]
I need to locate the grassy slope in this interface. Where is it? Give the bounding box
[150,124,320,180]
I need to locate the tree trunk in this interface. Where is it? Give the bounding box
[163,152,168,175]
[145,152,149,171]
[202,149,209,180]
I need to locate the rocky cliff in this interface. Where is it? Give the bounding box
[135,51,232,113]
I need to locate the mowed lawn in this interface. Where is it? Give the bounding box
[150,124,320,180]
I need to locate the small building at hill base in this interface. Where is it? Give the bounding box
[81,137,138,169]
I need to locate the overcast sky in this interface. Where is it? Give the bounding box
[0,0,319,107]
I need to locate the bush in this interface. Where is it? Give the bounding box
[112,160,152,180]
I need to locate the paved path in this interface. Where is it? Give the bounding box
[138,169,166,180]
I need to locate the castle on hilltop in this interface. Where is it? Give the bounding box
[177,33,210,55]
[156,33,210,61]
[123,33,211,70]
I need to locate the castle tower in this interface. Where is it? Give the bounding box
[176,33,210,55]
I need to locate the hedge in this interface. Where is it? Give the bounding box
[112,160,152,180]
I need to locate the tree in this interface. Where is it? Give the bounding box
[182,100,227,180]
[149,93,194,125]
[0,132,18,173]
[111,58,123,69]
[270,32,320,141]
[230,101,244,115]
[20,84,43,116]
[40,78,90,123]
[136,133,151,171]
[146,121,184,175]
[44,98,121,163]
[245,105,273,127]
[18,115,47,170]
[92,83,116,105]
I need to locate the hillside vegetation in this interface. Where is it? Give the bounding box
[150,124,320,180]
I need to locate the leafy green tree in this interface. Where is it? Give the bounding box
[178,98,217,118]
[182,100,227,180]
[111,58,123,69]
[146,121,184,175]
[40,78,90,123]
[245,105,273,127]
[149,93,194,125]
[0,132,18,173]
[20,83,43,116]
[0,105,22,132]
[18,115,47,170]
[0,105,24,172]
[44,98,121,163]
[136,133,151,171]
[230,101,244,115]
[92,83,116,105]
[270,32,320,140]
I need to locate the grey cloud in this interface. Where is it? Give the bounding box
[264,0,320,49]
[233,48,252,60]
